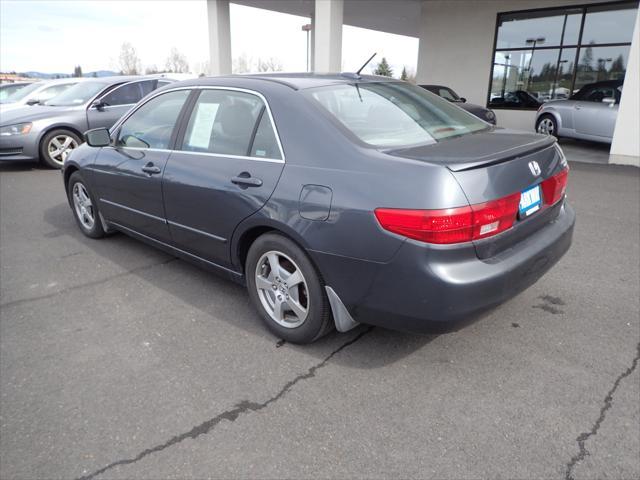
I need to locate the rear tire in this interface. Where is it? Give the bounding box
[246,233,333,344]
[40,129,81,169]
[67,171,106,239]
[536,114,558,138]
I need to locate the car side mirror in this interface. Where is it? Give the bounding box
[602,97,616,107]
[26,98,40,106]
[90,99,106,111]
[460,97,467,103]
[85,127,111,147]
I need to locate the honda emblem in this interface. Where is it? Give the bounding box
[528,161,541,176]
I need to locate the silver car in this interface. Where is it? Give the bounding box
[535,80,623,143]
[0,76,172,168]
[0,78,83,111]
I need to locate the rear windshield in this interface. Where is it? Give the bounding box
[304,82,489,148]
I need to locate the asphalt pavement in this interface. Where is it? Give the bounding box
[0,158,638,480]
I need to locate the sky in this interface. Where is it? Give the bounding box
[0,0,418,77]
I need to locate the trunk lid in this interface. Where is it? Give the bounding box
[388,129,568,258]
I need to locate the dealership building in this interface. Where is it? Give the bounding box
[206,0,640,166]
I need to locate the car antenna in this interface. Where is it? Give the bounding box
[356,52,376,76]
[341,52,377,81]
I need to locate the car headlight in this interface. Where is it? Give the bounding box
[485,110,496,122]
[0,122,33,136]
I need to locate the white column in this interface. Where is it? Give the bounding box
[610,8,640,166]
[415,0,429,84]
[207,0,232,76]
[313,0,343,72]
[310,12,315,72]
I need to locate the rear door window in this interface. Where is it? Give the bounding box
[181,89,281,159]
[102,82,143,106]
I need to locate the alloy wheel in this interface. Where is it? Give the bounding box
[537,118,555,135]
[72,182,95,231]
[254,250,309,328]
[48,134,78,165]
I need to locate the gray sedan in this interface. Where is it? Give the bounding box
[0,76,172,168]
[535,80,623,143]
[62,74,574,344]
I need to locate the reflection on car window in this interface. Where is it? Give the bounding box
[181,89,280,159]
[116,90,190,149]
[306,82,488,147]
[1,82,42,104]
[38,83,74,102]
[44,82,109,106]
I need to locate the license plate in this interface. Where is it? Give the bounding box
[519,185,541,217]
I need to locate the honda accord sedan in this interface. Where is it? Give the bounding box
[0,76,172,168]
[62,74,574,344]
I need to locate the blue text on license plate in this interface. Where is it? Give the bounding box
[519,185,541,217]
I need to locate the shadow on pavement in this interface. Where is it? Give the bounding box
[43,201,435,369]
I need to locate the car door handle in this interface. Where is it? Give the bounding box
[231,173,263,187]
[142,163,161,175]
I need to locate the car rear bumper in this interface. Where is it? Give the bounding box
[315,201,575,333]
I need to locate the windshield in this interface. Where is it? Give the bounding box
[44,81,110,106]
[305,82,488,148]
[0,82,42,104]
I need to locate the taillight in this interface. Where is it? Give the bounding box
[541,167,569,206]
[375,192,520,245]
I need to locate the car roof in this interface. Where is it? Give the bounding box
[173,72,401,90]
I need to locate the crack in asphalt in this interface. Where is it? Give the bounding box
[564,342,640,480]
[75,326,374,480]
[0,257,177,309]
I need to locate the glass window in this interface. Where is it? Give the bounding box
[139,80,159,97]
[37,83,74,103]
[496,8,582,49]
[116,90,190,149]
[181,89,266,157]
[489,2,638,109]
[582,2,638,45]
[435,87,459,101]
[306,82,488,147]
[250,112,282,159]
[44,81,110,106]
[102,82,143,106]
[575,44,630,90]
[0,83,28,101]
[572,82,623,103]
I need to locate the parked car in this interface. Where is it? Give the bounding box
[0,82,32,102]
[0,78,83,111]
[62,74,574,344]
[489,90,542,109]
[0,76,173,168]
[535,80,623,143]
[420,84,496,124]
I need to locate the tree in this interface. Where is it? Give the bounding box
[73,65,83,77]
[400,66,408,81]
[145,65,160,75]
[257,57,282,72]
[373,57,393,77]
[165,47,189,73]
[579,42,595,72]
[119,42,141,75]
[233,54,252,74]
[610,54,625,74]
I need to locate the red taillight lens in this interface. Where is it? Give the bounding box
[375,192,521,245]
[541,167,569,206]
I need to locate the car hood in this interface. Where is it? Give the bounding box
[0,104,79,126]
[387,128,555,171]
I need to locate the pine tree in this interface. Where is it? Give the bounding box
[400,66,408,81]
[73,65,83,77]
[373,57,393,77]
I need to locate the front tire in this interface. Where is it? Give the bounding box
[67,171,105,239]
[536,114,558,138]
[246,233,333,344]
[40,129,81,169]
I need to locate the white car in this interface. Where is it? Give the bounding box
[0,78,85,112]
